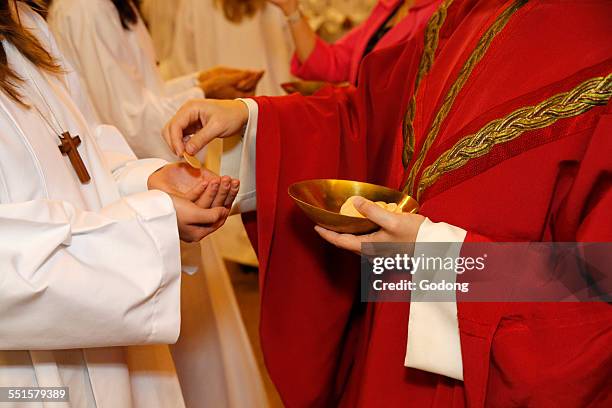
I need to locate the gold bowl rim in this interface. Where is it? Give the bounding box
[288,178,419,218]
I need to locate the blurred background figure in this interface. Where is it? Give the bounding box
[142,0,381,95]
[272,0,440,93]
[147,0,292,97]
[300,0,376,42]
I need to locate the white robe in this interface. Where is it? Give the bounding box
[47,0,204,162]
[139,0,180,64]
[155,0,294,97]
[0,5,185,408]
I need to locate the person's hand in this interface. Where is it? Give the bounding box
[198,66,261,83]
[235,70,265,94]
[169,190,230,242]
[267,0,299,15]
[199,68,264,99]
[314,197,426,254]
[147,165,239,242]
[148,162,240,209]
[281,80,328,96]
[163,99,249,156]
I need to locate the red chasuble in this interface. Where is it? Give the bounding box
[247,0,612,406]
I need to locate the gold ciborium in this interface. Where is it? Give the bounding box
[288,179,419,234]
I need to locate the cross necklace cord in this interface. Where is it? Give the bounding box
[22,64,91,184]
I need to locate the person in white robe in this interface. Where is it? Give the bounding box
[48,0,263,269]
[0,3,239,407]
[150,0,293,97]
[47,0,262,162]
[48,3,271,405]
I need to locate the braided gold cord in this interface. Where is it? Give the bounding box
[416,74,612,200]
[403,0,528,194]
[401,0,453,168]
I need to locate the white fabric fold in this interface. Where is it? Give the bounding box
[0,190,181,349]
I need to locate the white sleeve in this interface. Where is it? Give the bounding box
[93,124,167,197]
[47,4,203,162]
[404,218,467,381]
[220,98,258,213]
[164,72,202,97]
[0,190,182,350]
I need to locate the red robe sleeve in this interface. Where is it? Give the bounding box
[291,35,358,83]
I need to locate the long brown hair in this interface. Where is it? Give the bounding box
[215,0,265,24]
[112,0,141,30]
[42,1,141,30]
[0,0,61,103]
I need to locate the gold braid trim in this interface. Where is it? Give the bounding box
[402,0,453,168]
[403,0,528,194]
[417,74,612,200]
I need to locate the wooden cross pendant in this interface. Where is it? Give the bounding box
[58,131,91,183]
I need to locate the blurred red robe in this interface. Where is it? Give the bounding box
[245,0,612,406]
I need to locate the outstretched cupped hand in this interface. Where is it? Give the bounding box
[148,162,241,242]
[199,68,265,99]
[148,162,240,210]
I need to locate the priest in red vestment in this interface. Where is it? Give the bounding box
[164,0,612,406]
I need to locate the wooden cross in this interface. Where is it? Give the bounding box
[58,131,91,183]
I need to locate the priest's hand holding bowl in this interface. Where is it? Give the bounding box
[315,196,426,254]
[198,66,265,99]
[147,162,240,242]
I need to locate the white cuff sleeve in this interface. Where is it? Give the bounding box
[404,218,467,381]
[220,98,258,213]
[164,72,202,97]
[95,124,167,196]
[114,158,168,197]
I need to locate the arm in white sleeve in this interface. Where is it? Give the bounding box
[404,218,467,381]
[220,98,258,213]
[93,124,167,197]
[164,72,203,97]
[0,190,182,350]
[47,2,203,161]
